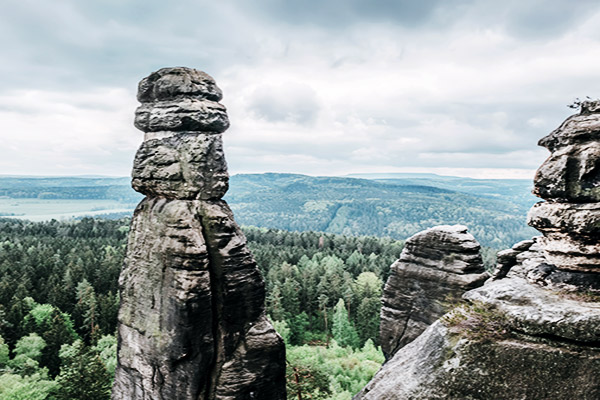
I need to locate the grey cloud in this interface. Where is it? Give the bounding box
[457,0,600,39]
[3,0,600,178]
[503,0,599,39]
[3,0,600,93]
[248,83,320,124]
[249,0,447,28]
[0,1,256,91]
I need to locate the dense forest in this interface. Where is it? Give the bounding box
[0,214,500,399]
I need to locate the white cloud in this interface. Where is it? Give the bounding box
[1,1,599,178]
[0,88,140,175]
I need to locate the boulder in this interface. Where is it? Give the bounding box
[137,67,223,102]
[131,133,229,200]
[356,277,600,400]
[134,99,229,133]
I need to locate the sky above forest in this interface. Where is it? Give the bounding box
[2,0,600,179]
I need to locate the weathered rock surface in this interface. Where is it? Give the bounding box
[379,225,488,360]
[357,277,600,400]
[134,99,229,133]
[131,133,228,200]
[137,67,224,103]
[357,313,600,400]
[529,100,600,276]
[112,67,286,400]
[534,102,600,203]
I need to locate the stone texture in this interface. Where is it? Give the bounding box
[138,67,223,103]
[112,67,286,400]
[491,239,535,280]
[134,99,229,133]
[379,225,488,360]
[131,133,228,200]
[356,278,600,400]
[533,100,600,202]
[356,277,600,400]
[528,202,600,237]
[356,317,600,400]
[464,277,600,343]
[113,198,214,399]
[527,101,600,275]
[533,142,600,202]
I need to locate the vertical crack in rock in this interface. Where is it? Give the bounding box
[197,207,226,400]
[112,67,286,400]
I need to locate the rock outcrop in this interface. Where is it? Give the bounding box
[380,225,488,360]
[527,100,600,284]
[355,102,600,400]
[112,67,286,400]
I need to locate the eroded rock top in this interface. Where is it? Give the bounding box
[533,103,600,202]
[379,224,487,359]
[539,113,600,151]
[400,225,484,274]
[137,67,223,102]
[134,67,229,134]
[131,68,230,199]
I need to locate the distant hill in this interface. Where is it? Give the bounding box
[347,173,538,210]
[0,176,141,202]
[226,173,537,248]
[0,173,538,247]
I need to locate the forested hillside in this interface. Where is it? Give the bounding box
[227,173,537,248]
[0,177,140,202]
[349,172,537,209]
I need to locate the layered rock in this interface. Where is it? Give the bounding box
[112,67,286,400]
[528,99,600,278]
[380,225,488,360]
[355,102,600,399]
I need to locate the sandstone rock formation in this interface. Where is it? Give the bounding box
[527,100,600,284]
[355,102,600,400]
[379,225,488,360]
[112,67,286,400]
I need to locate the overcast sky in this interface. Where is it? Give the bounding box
[2,0,600,179]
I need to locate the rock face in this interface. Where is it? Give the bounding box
[380,225,488,360]
[355,102,600,400]
[529,99,600,278]
[112,68,286,400]
[356,277,600,400]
